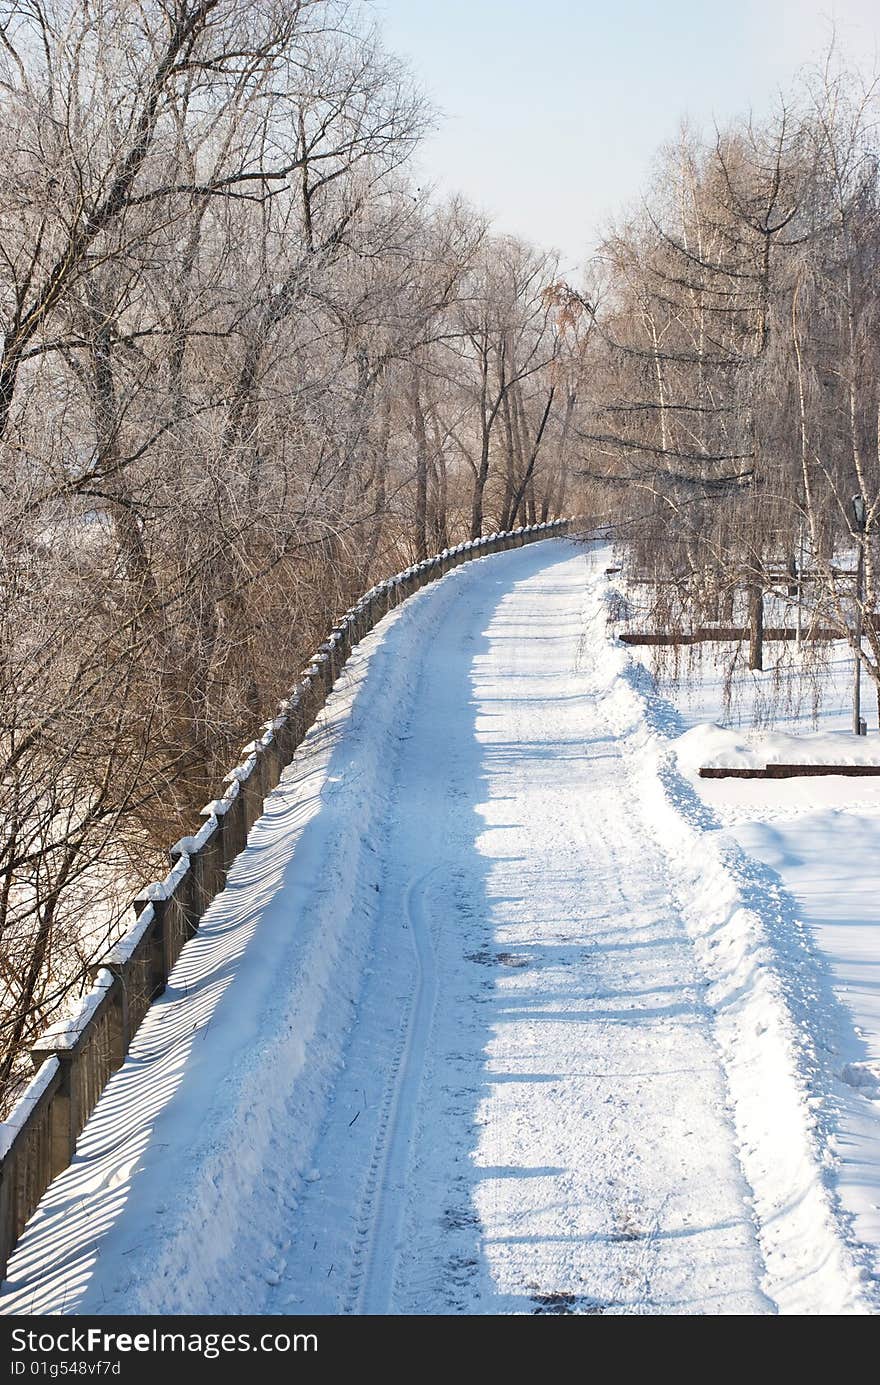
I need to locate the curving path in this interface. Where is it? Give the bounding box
[0,541,799,1314]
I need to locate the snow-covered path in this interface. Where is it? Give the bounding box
[269,545,767,1315]
[1,541,869,1315]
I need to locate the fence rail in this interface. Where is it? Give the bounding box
[618,626,843,647]
[0,518,579,1278]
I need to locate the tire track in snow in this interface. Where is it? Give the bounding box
[347,867,440,1315]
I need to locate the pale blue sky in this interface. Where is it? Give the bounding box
[375,0,880,274]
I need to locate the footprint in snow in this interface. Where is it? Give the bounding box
[840,1062,880,1097]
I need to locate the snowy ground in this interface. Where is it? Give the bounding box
[623,609,880,1291]
[1,541,877,1316]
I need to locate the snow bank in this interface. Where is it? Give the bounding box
[727,811,880,1274]
[592,570,874,1314]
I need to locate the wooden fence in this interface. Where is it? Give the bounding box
[0,519,577,1278]
[619,626,843,647]
[699,764,880,779]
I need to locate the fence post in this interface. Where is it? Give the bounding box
[31,1056,76,1178]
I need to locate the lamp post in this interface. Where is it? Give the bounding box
[796,520,805,648]
[852,494,866,736]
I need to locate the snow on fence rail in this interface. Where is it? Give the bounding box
[0,519,577,1277]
